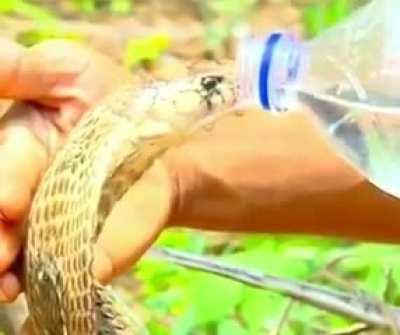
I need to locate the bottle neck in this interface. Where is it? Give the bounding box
[236,32,304,113]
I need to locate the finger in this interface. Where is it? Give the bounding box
[0,38,24,98]
[3,39,127,104]
[0,220,22,274]
[2,40,89,102]
[94,161,173,283]
[0,272,21,302]
[0,123,47,272]
[0,124,47,221]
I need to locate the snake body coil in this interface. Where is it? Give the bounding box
[24,73,237,334]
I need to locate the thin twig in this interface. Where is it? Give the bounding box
[314,323,372,335]
[272,299,296,335]
[147,247,400,329]
[271,254,345,334]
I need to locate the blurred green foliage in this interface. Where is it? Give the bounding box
[73,0,133,14]
[302,0,353,37]
[196,0,258,52]
[135,231,400,334]
[17,28,83,46]
[0,0,55,21]
[0,0,84,46]
[124,33,171,69]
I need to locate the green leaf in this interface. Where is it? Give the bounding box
[226,247,312,279]
[384,267,400,305]
[239,235,275,250]
[147,319,170,335]
[110,0,133,14]
[124,33,171,69]
[145,289,183,315]
[361,266,387,296]
[73,0,96,13]
[13,0,56,21]
[172,308,197,335]
[208,0,257,18]
[155,230,206,253]
[302,4,326,37]
[326,0,351,27]
[17,28,83,47]
[302,0,354,37]
[217,319,247,335]
[349,243,400,266]
[187,272,243,325]
[0,0,16,12]
[239,289,287,332]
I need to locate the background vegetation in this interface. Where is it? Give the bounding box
[0,0,398,334]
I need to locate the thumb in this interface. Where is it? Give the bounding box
[94,160,174,283]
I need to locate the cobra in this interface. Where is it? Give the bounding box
[24,72,238,334]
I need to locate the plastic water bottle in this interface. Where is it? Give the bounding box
[236,0,400,198]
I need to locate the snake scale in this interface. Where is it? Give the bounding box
[24,71,238,334]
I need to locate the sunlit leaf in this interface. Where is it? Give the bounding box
[172,308,197,335]
[124,33,171,69]
[326,0,351,26]
[73,0,95,13]
[147,319,170,335]
[239,289,287,332]
[155,230,206,254]
[302,4,325,37]
[385,267,400,305]
[187,272,243,325]
[110,0,133,14]
[217,319,247,335]
[0,0,16,12]
[226,247,312,279]
[17,28,83,46]
[13,0,56,21]
[302,0,355,37]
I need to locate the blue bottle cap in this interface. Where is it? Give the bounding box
[258,32,302,112]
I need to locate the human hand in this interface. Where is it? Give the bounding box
[20,100,400,334]
[98,106,400,285]
[3,38,341,303]
[0,37,130,302]
[2,35,398,309]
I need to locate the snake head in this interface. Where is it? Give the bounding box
[156,72,238,132]
[196,73,237,112]
[134,71,239,135]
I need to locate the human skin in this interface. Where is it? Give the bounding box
[0,38,400,308]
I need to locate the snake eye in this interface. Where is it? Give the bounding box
[201,75,224,91]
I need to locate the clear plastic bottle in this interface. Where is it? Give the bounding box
[236,0,400,198]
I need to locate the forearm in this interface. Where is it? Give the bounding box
[168,110,400,243]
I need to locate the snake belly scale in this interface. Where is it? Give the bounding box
[24,73,237,334]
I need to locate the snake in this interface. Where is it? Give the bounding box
[24,71,238,334]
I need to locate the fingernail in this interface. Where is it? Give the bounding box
[0,273,20,302]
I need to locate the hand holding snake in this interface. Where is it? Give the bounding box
[0,38,397,334]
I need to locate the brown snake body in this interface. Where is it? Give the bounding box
[24,72,237,334]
